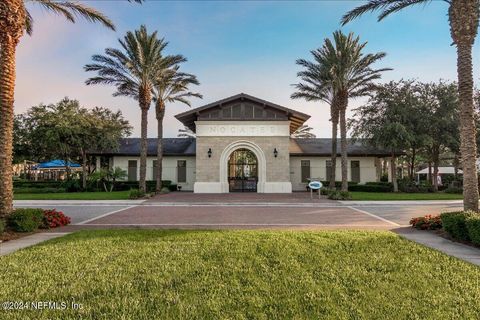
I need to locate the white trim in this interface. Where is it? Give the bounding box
[347,206,400,226]
[75,206,136,225]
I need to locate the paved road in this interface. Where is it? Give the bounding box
[14,199,464,229]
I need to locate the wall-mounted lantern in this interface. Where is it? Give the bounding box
[208,148,212,158]
[273,148,278,158]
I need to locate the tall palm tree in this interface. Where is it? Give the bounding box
[342,0,480,211]
[0,0,141,217]
[153,65,201,193]
[292,56,338,189]
[291,125,317,139]
[85,25,163,193]
[302,31,390,192]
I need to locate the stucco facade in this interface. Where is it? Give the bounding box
[90,94,395,193]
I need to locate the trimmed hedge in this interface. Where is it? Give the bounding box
[466,216,480,246]
[320,181,358,189]
[115,180,173,192]
[348,184,393,193]
[14,187,66,194]
[8,208,44,232]
[13,181,63,188]
[444,186,463,194]
[440,211,476,241]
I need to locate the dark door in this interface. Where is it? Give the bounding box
[228,149,258,192]
[128,160,137,181]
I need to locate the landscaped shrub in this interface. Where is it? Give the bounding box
[160,187,170,194]
[7,208,44,232]
[116,180,172,192]
[444,186,463,194]
[348,184,393,193]
[466,215,480,246]
[13,181,63,189]
[129,189,146,199]
[0,219,5,235]
[319,181,358,189]
[42,209,71,229]
[440,211,477,241]
[320,187,335,195]
[409,214,442,230]
[398,180,433,193]
[14,187,66,194]
[327,190,351,200]
[169,184,178,192]
[62,179,82,192]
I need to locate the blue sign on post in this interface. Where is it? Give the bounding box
[308,181,322,190]
[308,181,323,199]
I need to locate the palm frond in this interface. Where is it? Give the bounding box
[341,0,431,25]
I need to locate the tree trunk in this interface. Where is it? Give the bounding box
[432,150,439,193]
[82,149,87,190]
[428,162,432,185]
[155,101,165,193]
[338,93,348,192]
[449,0,479,211]
[139,106,148,193]
[409,148,416,181]
[329,103,338,189]
[0,0,25,217]
[391,154,398,192]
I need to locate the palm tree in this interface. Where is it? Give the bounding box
[291,125,317,139]
[153,65,201,193]
[342,1,480,211]
[0,0,141,217]
[85,25,163,193]
[301,31,390,192]
[292,60,338,189]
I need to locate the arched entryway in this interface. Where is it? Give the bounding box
[219,140,267,193]
[228,149,258,192]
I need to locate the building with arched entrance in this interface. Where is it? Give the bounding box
[90,93,397,193]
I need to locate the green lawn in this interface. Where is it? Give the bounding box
[349,191,464,201]
[13,190,130,200]
[1,230,479,319]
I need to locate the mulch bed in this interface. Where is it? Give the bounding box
[1,230,36,242]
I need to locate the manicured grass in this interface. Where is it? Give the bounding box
[350,191,463,201]
[13,190,131,200]
[1,230,479,319]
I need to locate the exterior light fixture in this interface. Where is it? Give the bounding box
[208,148,212,158]
[274,148,278,158]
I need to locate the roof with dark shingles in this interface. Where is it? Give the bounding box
[89,138,398,157]
[289,138,398,156]
[89,138,196,156]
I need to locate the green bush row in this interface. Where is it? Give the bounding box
[319,181,358,189]
[14,187,66,194]
[440,211,480,243]
[348,184,393,193]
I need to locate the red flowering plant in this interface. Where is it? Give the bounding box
[409,214,442,230]
[42,209,71,229]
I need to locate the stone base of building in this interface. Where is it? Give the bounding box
[193,181,292,193]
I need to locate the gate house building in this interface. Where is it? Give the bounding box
[91,94,395,193]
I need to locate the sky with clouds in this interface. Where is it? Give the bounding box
[15,0,480,138]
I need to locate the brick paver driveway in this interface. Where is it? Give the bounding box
[16,193,463,231]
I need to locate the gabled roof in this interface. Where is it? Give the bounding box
[175,93,310,134]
